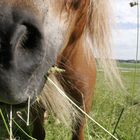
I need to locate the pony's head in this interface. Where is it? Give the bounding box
[0,0,120,107]
[0,0,88,106]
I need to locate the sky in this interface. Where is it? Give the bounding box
[112,0,140,60]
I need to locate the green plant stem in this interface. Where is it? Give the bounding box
[111,108,125,140]
[0,108,10,135]
[13,119,37,140]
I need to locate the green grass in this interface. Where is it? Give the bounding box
[45,63,140,140]
[0,62,140,140]
[117,62,140,69]
[88,71,140,140]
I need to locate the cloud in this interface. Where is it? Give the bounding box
[111,0,140,60]
[113,0,137,24]
[112,29,138,60]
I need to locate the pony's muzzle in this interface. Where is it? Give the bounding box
[0,6,45,107]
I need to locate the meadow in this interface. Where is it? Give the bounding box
[0,62,140,140]
[45,62,140,140]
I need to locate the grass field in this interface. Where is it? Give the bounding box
[45,62,140,140]
[117,62,140,69]
[0,62,140,140]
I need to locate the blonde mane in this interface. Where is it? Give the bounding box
[86,0,123,87]
[39,0,123,127]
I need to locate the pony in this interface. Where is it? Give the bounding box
[0,0,122,140]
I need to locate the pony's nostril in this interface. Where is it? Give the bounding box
[0,25,27,69]
[10,25,27,49]
[21,22,42,49]
[10,23,42,50]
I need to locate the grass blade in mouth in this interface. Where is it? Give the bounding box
[9,105,14,140]
[27,96,31,126]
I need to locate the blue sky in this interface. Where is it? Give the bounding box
[112,0,140,60]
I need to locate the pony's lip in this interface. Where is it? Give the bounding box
[0,94,37,110]
[0,100,28,109]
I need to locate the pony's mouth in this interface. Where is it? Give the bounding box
[0,99,33,127]
[0,101,28,109]
[0,95,36,109]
